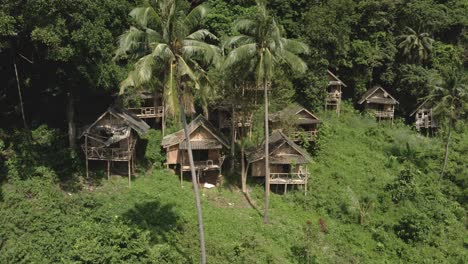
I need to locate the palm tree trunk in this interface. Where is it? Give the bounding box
[13,58,28,129]
[263,79,270,224]
[178,96,206,264]
[230,105,236,174]
[440,119,452,180]
[241,143,247,193]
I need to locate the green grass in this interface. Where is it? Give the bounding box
[1,106,466,263]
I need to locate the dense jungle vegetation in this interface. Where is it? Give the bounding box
[1,0,467,263]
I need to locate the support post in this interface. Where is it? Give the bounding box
[85,135,89,178]
[107,160,110,180]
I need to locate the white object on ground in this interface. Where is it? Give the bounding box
[203,183,216,189]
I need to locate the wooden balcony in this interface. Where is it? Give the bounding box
[269,172,309,185]
[220,116,253,128]
[241,81,272,91]
[127,106,164,118]
[181,158,225,171]
[82,145,134,161]
[288,130,318,141]
[326,92,342,102]
[374,110,394,118]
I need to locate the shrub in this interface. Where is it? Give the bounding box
[142,129,165,168]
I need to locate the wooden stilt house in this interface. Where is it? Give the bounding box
[162,115,230,184]
[79,107,150,185]
[246,130,312,194]
[325,70,347,113]
[127,92,165,131]
[210,104,253,139]
[410,99,437,132]
[358,86,399,122]
[269,104,321,142]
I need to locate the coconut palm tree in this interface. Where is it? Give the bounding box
[398,27,434,63]
[115,1,220,262]
[425,66,467,180]
[223,0,309,223]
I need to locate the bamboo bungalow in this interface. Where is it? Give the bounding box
[79,107,150,185]
[269,104,321,142]
[210,104,253,139]
[162,115,230,184]
[127,92,164,130]
[410,99,437,133]
[246,130,312,194]
[325,70,347,113]
[358,86,399,122]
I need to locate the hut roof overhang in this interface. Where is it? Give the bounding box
[269,104,321,124]
[410,99,433,116]
[162,115,230,149]
[358,86,399,105]
[246,130,312,164]
[78,107,150,140]
[327,70,347,87]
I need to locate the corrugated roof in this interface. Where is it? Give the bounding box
[246,130,312,164]
[162,115,230,149]
[410,99,432,116]
[358,86,399,105]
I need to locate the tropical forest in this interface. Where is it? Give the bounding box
[0,0,467,263]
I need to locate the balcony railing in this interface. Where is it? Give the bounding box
[326,92,342,101]
[288,130,318,141]
[220,116,253,128]
[181,157,226,171]
[269,172,309,185]
[374,110,394,118]
[82,145,133,161]
[127,106,164,118]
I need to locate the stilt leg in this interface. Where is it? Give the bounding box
[86,159,89,178]
[107,160,110,181]
[284,184,288,194]
[128,160,131,187]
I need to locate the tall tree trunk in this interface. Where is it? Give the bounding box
[263,79,270,224]
[230,105,236,174]
[440,119,452,180]
[179,95,206,264]
[67,91,76,149]
[241,142,247,193]
[13,58,28,129]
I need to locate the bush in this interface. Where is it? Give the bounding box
[142,129,165,168]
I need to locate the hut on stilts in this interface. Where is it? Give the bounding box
[246,130,312,194]
[358,85,399,123]
[325,70,347,113]
[162,115,230,185]
[410,99,437,135]
[79,107,150,186]
[269,103,321,143]
[126,92,165,133]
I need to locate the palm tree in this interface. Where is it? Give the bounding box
[223,0,309,223]
[425,66,467,180]
[115,1,220,262]
[398,27,434,63]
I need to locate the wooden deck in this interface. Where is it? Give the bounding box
[374,110,394,118]
[288,130,318,141]
[220,115,252,128]
[82,144,135,161]
[269,172,308,185]
[181,160,223,171]
[127,106,163,119]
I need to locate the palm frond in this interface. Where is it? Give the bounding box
[223,43,257,70]
[129,6,159,28]
[187,29,218,41]
[185,4,208,31]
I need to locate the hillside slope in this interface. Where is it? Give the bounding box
[1,108,466,263]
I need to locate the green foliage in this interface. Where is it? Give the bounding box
[142,129,165,168]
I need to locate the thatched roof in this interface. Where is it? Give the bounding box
[269,103,321,125]
[246,130,312,164]
[79,107,150,139]
[358,86,399,105]
[410,99,433,116]
[327,70,347,87]
[162,115,230,150]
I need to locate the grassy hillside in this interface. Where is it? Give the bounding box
[1,107,466,263]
